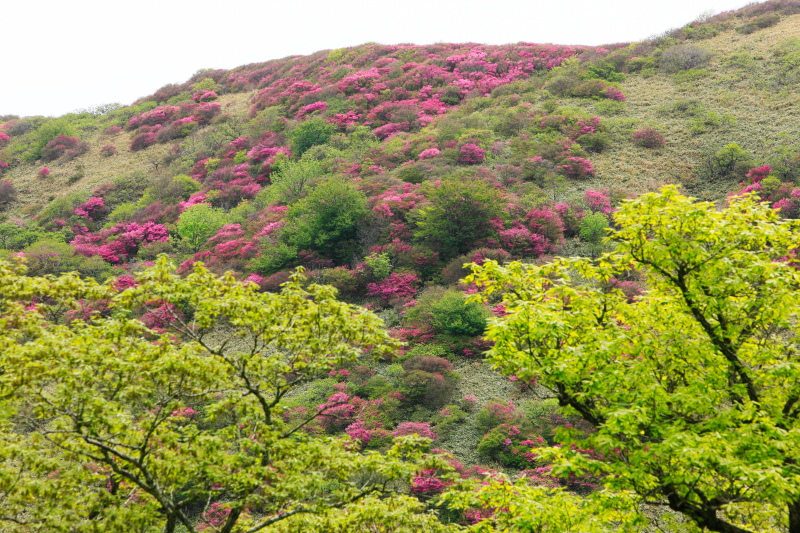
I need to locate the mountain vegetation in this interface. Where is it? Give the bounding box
[4,1,800,531]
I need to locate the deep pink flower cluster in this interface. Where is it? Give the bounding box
[366,272,419,303]
[393,421,436,440]
[558,157,595,179]
[410,469,447,495]
[746,165,772,182]
[71,222,169,264]
[128,105,181,128]
[417,147,441,160]
[584,190,612,214]
[191,90,218,102]
[297,101,328,118]
[458,143,486,164]
[74,197,108,221]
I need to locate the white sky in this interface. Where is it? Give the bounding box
[2,0,753,118]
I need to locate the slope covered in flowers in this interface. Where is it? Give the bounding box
[2,0,800,493]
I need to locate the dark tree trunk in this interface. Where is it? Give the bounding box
[789,499,800,533]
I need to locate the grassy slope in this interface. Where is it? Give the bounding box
[2,92,253,217]
[595,14,800,199]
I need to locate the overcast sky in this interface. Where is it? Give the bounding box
[2,0,753,118]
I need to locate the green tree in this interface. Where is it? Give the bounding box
[288,117,335,157]
[0,257,457,533]
[468,186,800,533]
[259,158,327,206]
[412,179,505,261]
[177,203,227,252]
[578,212,609,258]
[282,178,368,265]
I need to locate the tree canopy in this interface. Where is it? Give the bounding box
[468,186,800,533]
[0,257,454,533]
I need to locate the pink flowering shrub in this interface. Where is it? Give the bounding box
[478,423,545,468]
[366,272,419,305]
[584,190,612,214]
[746,165,772,182]
[604,86,626,101]
[127,105,180,129]
[499,222,551,257]
[524,206,565,247]
[191,90,218,102]
[557,157,595,179]
[102,125,122,136]
[345,420,372,444]
[410,470,448,495]
[373,122,410,139]
[0,131,10,145]
[418,147,441,160]
[297,101,328,118]
[393,421,437,440]
[156,117,198,142]
[130,132,157,151]
[71,222,169,263]
[631,127,666,148]
[476,401,526,434]
[38,167,51,178]
[74,197,109,221]
[458,143,486,164]
[197,502,231,532]
[327,111,361,130]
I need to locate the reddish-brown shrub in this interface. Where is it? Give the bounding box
[402,356,454,375]
[103,125,122,136]
[130,132,157,151]
[100,145,117,157]
[41,135,89,162]
[631,127,666,148]
[0,180,16,206]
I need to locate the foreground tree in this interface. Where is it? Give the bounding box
[468,186,800,533]
[0,257,455,532]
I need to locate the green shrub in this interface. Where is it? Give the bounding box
[671,68,709,83]
[700,143,754,178]
[431,404,468,439]
[250,242,298,276]
[404,287,488,338]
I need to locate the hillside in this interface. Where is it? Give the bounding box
[2,0,800,466]
[3,1,800,531]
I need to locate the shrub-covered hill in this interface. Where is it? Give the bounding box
[3,0,800,480]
